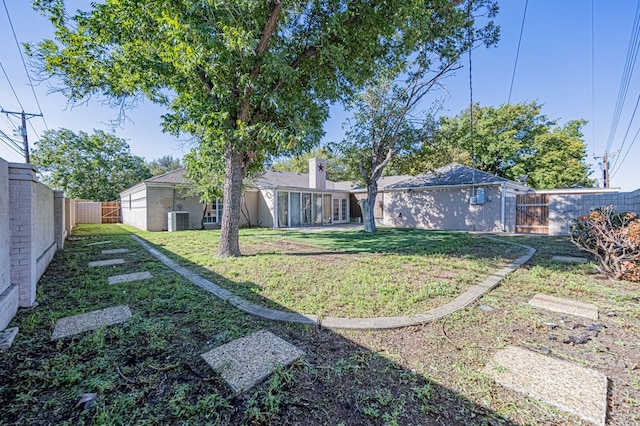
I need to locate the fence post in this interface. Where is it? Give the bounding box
[8,163,38,308]
[54,190,65,250]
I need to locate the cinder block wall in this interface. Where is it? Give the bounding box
[549,189,640,235]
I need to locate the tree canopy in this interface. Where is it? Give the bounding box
[31,0,498,255]
[31,128,151,200]
[336,75,441,232]
[147,155,182,177]
[405,102,595,189]
[270,147,351,182]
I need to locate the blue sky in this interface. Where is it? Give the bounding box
[1,1,638,190]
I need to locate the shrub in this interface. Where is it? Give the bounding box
[570,205,640,282]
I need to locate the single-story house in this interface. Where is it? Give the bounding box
[382,163,530,232]
[121,158,354,231]
[120,159,538,233]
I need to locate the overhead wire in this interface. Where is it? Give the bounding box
[0,61,25,111]
[610,94,640,173]
[604,0,640,154]
[2,0,49,130]
[611,125,640,178]
[508,0,528,104]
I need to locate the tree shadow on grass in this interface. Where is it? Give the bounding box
[0,224,533,425]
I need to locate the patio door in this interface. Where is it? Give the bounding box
[333,197,348,223]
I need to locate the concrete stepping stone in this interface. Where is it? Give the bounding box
[484,345,607,425]
[200,330,304,393]
[108,271,153,285]
[552,255,588,264]
[0,327,19,350]
[88,258,125,267]
[86,240,112,246]
[101,248,129,255]
[529,294,598,320]
[51,305,132,340]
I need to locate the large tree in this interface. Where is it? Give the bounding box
[408,102,595,189]
[337,72,449,233]
[31,0,497,256]
[31,128,151,200]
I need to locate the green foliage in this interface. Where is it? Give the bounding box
[30,0,498,256]
[147,155,182,176]
[270,147,352,182]
[570,206,640,281]
[30,128,150,200]
[409,102,595,189]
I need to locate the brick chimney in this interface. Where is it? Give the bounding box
[309,157,326,189]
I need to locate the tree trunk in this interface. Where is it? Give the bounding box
[362,183,378,233]
[218,145,246,257]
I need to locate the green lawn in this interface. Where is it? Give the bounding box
[134,226,528,317]
[1,224,638,425]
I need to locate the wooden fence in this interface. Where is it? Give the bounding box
[515,193,549,234]
[101,201,121,224]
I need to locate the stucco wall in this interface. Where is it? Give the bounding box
[548,189,640,235]
[121,187,147,231]
[65,198,77,237]
[241,190,259,227]
[34,182,56,281]
[258,189,275,228]
[173,188,206,230]
[383,185,505,232]
[76,201,102,223]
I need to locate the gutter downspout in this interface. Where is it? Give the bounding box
[501,182,506,232]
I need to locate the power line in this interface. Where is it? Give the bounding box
[611,125,640,178]
[604,0,640,153]
[508,0,528,104]
[2,0,49,130]
[0,61,25,110]
[610,94,640,173]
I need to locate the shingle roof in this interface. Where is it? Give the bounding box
[145,168,188,184]
[386,163,512,189]
[252,170,312,188]
[347,175,412,191]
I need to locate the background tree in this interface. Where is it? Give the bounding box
[31,0,497,256]
[147,155,182,177]
[31,128,151,200]
[270,147,351,182]
[336,73,445,233]
[409,102,595,189]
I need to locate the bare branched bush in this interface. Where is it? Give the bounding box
[570,206,640,282]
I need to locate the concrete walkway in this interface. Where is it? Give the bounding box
[131,235,535,330]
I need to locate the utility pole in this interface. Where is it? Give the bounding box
[594,152,615,188]
[0,109,43,163]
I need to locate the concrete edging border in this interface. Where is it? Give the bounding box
[131,235,535,330]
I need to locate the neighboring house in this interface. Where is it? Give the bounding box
[383,163,530,232]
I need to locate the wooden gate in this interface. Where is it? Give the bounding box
[516,194,549,234]
[101,201,122,224]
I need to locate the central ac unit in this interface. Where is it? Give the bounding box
[168,211,190,232]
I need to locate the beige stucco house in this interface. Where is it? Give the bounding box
[120,160,531,232]
[120,158,354,231]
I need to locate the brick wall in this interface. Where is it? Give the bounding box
[0,158,17,330]
[0,158,69,331]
